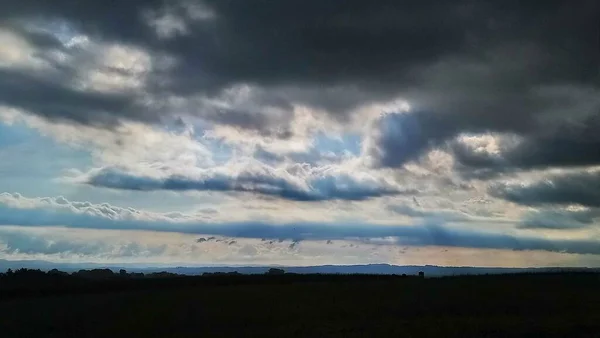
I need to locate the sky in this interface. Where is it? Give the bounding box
[0,0,599,268]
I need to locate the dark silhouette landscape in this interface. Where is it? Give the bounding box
[1,267,599,337]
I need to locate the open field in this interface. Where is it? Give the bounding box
[0,273,599,337]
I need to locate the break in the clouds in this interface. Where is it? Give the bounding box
[0,0,599,266]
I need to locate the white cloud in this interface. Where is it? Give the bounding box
[0,29,38,68]
[0,192,215,223]
[0,28,61,71]
[74,43,156,94]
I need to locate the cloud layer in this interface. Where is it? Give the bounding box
[1,193,600,256]
[0,1,599,266]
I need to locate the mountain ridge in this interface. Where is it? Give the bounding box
[1,259,598,277]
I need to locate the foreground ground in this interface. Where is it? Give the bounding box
[0,273,599,337]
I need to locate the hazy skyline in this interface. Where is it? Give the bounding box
[0,0,599,267]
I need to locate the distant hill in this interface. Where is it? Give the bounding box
[0,259,597,277]
[164,264,600,276]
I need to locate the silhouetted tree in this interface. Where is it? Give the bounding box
[73,269,115,280]
[266,268,285,275]
[48,269,68,276]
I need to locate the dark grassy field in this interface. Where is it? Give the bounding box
[0,273,599,337]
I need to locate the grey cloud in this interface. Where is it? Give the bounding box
[449,139,515,180]
[372,83,600,171]
[451,113,600,179]
[519,208,600,230]
[368,111,455,168]
[489,171,600,208]
[0,0,597,156]
[86,167,405,202]
[360,2,599,169]
[0,68,139,127]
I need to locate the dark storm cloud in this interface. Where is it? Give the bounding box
[86,168,405,202]
[368,111,456,167]
[0,69,139,127]
[1,0,597,154]
[451,113,600,179]
[518,208,600,230]
[489,171,600,208]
